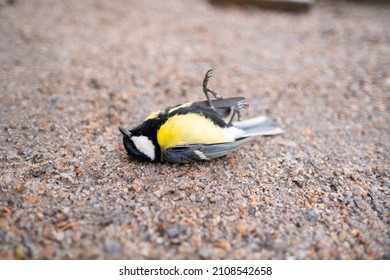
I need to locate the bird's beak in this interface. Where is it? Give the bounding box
[119,127,131,137]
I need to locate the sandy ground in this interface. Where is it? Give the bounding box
[0,0,389,259]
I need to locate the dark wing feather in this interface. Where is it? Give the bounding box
[191,97,246,118]
[163,137,255,163]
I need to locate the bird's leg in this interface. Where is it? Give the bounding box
[202,69,220,107]
[228,100,248,126]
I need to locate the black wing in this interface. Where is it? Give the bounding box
[192,97,246,118]
[162,137,255,163]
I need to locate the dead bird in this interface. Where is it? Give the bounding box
[120,69,283,163]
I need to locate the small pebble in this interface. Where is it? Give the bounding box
[354,199,367,210]
[216,240,231,251]
[331,178,339,189]
[196,195,205,202]
[167,227,180,238]
[307,210,318,222]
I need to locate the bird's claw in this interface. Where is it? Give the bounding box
[203,69,220,106]
[228,100,249,125]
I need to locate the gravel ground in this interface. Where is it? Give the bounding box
[0,0,389,260]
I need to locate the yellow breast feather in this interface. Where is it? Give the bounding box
[157,113,229,152]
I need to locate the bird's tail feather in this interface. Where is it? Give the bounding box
[233,116,283,137]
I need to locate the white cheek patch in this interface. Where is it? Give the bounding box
[131,136,156,160]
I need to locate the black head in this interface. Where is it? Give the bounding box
[119,127,156,162]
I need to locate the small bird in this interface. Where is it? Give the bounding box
[120,70,283,163]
